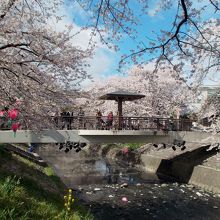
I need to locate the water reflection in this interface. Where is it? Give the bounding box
[60,158,168,187]
[52,157,220,219]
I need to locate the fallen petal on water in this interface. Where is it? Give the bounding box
[94,188,101,191]
[122,197,128,202]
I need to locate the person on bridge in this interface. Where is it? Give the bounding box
[96,110,103,129]
[60,109,71,129]
[107,111,113,129]
[78,107,85,129]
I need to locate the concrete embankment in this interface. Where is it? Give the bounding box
[37,143,220,194]
[141,148,220,194]
[190,165,220,193]
[4,144,47,166]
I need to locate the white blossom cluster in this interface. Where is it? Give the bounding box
[0,0,91,129]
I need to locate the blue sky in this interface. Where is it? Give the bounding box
[59,0,217,84]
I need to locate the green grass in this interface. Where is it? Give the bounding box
[103,143,144,151]
[0,145,94,220]
[120,143,144,150]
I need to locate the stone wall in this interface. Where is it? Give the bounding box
[189,166,220,193]
[141,154,220,194]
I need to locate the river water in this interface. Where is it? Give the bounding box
[60,158,220,220]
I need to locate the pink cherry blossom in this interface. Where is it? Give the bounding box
[15,98,22,106]
[122,147,129,154]
[0,0,90,129]
[122,197,128,202]
[11,122,20,132]
[0,111,5,117]
[8,109,18,120]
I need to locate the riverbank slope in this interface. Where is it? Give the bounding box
[0,145,93,220]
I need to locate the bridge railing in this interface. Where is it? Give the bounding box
[0,115,201,131]
[51,116,194,131]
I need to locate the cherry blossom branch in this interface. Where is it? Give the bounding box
[95,0,104,28]
[0,0,17,20]
[209,0,220,12]
[120,0,188,63]
[0,43,30,51]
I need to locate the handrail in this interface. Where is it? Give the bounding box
[51,116,194,131]
[0,115,205,131]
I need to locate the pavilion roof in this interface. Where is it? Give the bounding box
[99,90,145,101]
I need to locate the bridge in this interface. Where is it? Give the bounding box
[0,116,219,145]
[2,115,219,193]
[0,89,217,145]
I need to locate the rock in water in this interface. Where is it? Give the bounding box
[196,192,203,197]
[120,183,128,188]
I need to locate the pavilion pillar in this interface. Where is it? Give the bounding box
[118,98,123,130]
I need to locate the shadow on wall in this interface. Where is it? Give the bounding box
[156,145,219,183]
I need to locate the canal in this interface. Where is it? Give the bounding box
[59,158,220,220]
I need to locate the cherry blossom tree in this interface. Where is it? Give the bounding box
[72,0,219,87]
[79,65,192,117]
[72,0,220,123]
[198,88,220,130]
[0,0,91,128]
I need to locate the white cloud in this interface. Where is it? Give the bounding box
[147,0,163,17]
[81,49,114,86]
[46,4,116,86]
[148,4,161,17]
